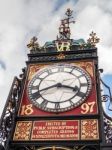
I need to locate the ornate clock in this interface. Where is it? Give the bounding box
[1,9,102,150]
[27,64,92,113]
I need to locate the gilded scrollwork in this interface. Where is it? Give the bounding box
[13,121,32,141]
[81,119,99,140]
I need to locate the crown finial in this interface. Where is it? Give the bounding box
[27,36,40,51]
[87,31,100,48]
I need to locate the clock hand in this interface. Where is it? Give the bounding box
[31,84,57,99]
[57,83,79,91]
[39,83,58,92]
[32,83,78,100]
[62,85,79,91]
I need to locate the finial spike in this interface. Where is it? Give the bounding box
[27,36,40,52]
[87,31,100,48]
[57,8,75,40]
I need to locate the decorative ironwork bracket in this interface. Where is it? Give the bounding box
[99,69,112,144]
[0,68,26,150]
[99,69,112,111]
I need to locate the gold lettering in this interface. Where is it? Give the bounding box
[56,42,70,51]
[21,104,33,115]
[81,102,95,114]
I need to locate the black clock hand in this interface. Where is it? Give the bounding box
[39,83,58,92]
[31,83,58,99]
[32,83,78,100]
[57,83,79,91]
[39,83,78,92]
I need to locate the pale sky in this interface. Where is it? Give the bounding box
[0,0,112,116]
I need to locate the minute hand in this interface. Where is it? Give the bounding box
[39,83,58,92]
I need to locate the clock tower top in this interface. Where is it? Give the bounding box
[27,9,100,54]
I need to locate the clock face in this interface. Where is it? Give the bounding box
[27,64,92,113]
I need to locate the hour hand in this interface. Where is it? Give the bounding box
[73,85,79,91]
[57,83,79,91]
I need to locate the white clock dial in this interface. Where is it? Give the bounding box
[27,64,92,112]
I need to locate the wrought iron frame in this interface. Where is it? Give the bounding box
[98,69,112,147]
[0,68,26,150]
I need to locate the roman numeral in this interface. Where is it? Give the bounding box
[77,74,84,78]
[47,69,52,74]
[69,68,74,74]
[58,66,64,72]
[40,100,48,108]
[76,91,85,97]
[80,83,87,87]
[55,102,60,110]
[31,85,39,90]
[31,91,41,100]
[69,100,74,106]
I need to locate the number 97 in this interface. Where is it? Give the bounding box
[81,102,95,114]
